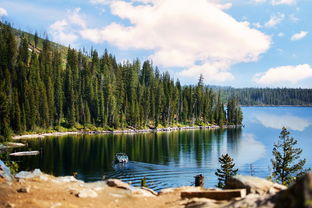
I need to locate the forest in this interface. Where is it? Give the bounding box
[0,23,243,141]
[216,87,312,106]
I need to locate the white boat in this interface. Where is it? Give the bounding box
[114,153,129,163]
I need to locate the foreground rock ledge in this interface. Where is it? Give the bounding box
[0,167,311,208]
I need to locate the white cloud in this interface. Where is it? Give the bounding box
[272,0,296,5]
[215,2,232,10]
[253,0,266,3]
[50,20,67,31]
[49,8,87,45]
[0,7,8,16]
[253,22,262,28]
[254,64,312,85]
[255,113,311,131]
[264,13,285,27]
[68,8,86,28]
[291,31,308,41]
[89,0,110,4]
[277,32,284,37]
[49,20,78,45]
[178,62,234,83]
[289,14,299,23]
[81,0,270,83]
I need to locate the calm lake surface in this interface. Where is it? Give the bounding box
[15,107,312,190]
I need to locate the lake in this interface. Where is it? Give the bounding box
[15,107,312,190]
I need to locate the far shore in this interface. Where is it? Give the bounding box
[12,124,242,140]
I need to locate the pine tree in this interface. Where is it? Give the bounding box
[34,32,39,48]
[215,153,238,188]
[226,98,243,125]
[271,127,308,185]
[0,88,12,141]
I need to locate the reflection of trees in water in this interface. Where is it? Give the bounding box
[18,128,242,179]
[226,128,242,156]
[215,129,225,157]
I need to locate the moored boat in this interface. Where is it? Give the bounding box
[114,153,129,163]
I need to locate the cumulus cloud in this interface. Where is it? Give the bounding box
[291,31,308,41]
[272,0,296,5]
[0,7,8,16]
[178,62,234,82]
[80,0,270,83]
[254,64,312,85]
[264,13,285,27]
[49,8,86,45]
[50,20,78,45]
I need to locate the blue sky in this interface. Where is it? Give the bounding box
[0,0,311,88]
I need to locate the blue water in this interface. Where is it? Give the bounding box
[15,107,312,190]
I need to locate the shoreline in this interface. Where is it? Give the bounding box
[12,124,241,140]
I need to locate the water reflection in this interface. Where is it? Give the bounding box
[255,113,311,131]
[229,134,265,166]
[17,128,259,189]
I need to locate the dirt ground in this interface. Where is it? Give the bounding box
[0,176,189,208]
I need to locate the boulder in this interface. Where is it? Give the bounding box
[106,179,157,197]
[52,176,80,183]
[141,187,158,196]
[76,189,98,198]
[0,159,12,182]
[106,179,132,190]
[273,172,312,208]
[16,186,30,193]
[224,193,274,208]
[131,188,157,197]
[226,173,312,208]
[15,169,42,179]
[225,175,286,195]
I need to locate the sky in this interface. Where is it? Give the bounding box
[0,0,312,88]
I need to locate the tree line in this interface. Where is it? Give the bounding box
[0,23,243,141]
[216,87,312,106]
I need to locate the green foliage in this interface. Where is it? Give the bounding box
[140,177,148,188]
[226,98,243,125]
[0,152,19,175]
[0,22,243,138]
[5,161,19,175]
[215,153,238,188]
[271,127,308,185]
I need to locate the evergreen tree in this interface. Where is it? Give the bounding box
[226,98,243,125]
[0,90,12,141]
[271,127,308,185]
[215,153,238,188]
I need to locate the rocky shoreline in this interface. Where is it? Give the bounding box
[1,161,311,208]
[12,125,242,140]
